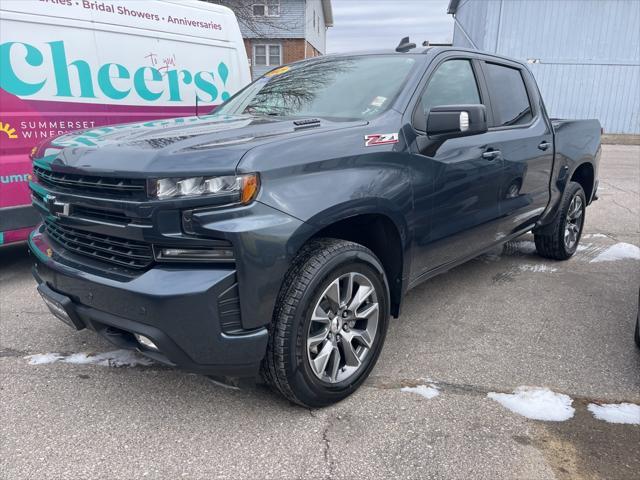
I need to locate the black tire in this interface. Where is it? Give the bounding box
[534,181,586,260]
[261,238,390,408]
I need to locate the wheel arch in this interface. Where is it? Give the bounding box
[570,161,595,203]
[289,206,409,318]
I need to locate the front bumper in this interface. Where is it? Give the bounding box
[29,228,269,377]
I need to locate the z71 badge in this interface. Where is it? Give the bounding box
[364,133,399,147]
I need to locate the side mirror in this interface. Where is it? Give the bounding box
[422,104,487,139]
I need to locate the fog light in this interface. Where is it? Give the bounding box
[134,333,159,351]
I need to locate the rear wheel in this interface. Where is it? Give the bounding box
[261,238,390,407]
[535,181,586,260]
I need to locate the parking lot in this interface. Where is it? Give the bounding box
[1,144,638,480]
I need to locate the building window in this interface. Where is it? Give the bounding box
[253,44,281,66]
[252,1,280,17]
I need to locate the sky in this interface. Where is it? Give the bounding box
[326,0,454,54]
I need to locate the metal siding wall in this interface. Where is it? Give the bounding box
[453,0,640,133]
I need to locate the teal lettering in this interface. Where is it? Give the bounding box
[97,63,130,100]
[0,42,46,96]
[194,71,218,103]
[133,66,163,101]
[166,69,193,102]
[49,41,96,98]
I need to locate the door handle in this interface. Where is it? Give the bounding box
[538,141,551,151]
[482,149,501,160]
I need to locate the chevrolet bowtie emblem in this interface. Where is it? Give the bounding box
[45,194,71,217]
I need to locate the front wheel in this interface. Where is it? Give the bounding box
[261,238,390,407]
[535,181,586,260]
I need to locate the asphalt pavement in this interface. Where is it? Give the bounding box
[1,144,639,480]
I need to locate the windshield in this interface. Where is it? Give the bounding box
[214,55,417,120]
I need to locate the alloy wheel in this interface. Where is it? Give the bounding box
[564,194,584,250]
[306,272,379,384]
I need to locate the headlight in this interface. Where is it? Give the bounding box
[149,173,260,203]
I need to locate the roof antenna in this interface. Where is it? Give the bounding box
[396,36,416,53]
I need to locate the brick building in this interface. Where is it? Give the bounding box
[238,0,334,79]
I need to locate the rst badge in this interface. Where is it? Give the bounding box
[364,133,399,147]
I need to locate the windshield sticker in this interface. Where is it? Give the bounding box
[265,66,291,77]
[364,133,399,147]
[370,96,387,107]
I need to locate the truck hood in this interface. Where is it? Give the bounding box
[34,114,366,177]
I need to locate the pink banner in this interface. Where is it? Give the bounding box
[0,88,205,244]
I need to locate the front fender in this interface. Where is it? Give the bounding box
[257,156,412,229]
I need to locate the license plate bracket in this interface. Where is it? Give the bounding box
[37,284,85,331]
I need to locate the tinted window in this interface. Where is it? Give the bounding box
[484,63,532,126]
[421,59,481,115]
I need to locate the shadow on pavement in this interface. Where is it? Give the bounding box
[0,242,32,278]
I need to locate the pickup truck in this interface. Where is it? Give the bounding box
[28,47,601,407]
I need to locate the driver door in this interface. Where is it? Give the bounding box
[405,57,504,283]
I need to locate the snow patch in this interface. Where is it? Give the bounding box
[590,243,640,263]
[588,402,640,425]
[25,350,153,367]
[25,353,64,365]
[401,384,440,399]
[488,386,574,421]
[584,233,607,239]
[518,264,557,273]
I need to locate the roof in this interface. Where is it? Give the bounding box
[321,0,334,27]
[447,0,460,14]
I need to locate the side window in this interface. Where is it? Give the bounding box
[483,63,533,127]
[421,59,481,115]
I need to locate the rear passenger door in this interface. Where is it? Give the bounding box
[478,60,554,237]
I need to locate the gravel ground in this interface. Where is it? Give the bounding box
[1,144,639,480]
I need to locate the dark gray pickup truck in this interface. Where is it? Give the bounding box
[28,47,601,407]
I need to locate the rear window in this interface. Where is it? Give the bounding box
[483,63,533,127]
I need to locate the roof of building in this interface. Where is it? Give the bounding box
[322,0,334,27]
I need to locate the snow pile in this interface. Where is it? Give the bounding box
[488,386,574,421]
[587,403,640,425]
[590,243,640,263]
[401,384,440,399]
[518,264,557,273]
[25,350,154,367]
[26,353,64,365]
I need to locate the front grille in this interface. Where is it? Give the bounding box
[45,220,154,269]
[34,166,146,198]
[73,205,132,225]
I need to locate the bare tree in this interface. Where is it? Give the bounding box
[201,0,301,37]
